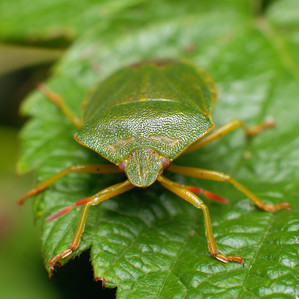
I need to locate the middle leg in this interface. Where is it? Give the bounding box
[168,165,291,212]
[19,164,121,206]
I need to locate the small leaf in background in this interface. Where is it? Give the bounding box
[1,0,298,297]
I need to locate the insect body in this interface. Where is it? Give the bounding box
[20,60,291,276]
[76,61,215,187]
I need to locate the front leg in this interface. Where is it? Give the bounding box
[38,84,82,128]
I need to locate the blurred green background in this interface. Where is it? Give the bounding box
[0,7,116,299]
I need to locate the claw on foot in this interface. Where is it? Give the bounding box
[18,187,43,206]
[247,120,275,136]
[48,249,73,278]
[216,254,244,266]
[95,276,107,287]
[257,202,291,212]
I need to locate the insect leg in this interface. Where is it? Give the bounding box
[38,84,82,128]
[19,164,121,206]
[48,179,134,277]
[157,175,244,265]
[183,119,275,154]
[168,165,291,212]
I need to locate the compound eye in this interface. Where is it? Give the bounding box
[119,161,127,171]
[160,157,170,169]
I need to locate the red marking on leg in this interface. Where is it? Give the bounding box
[186,186,228,204]
[46,206,73,221]
[186,186,203,194]
[203,191,228,204]
[74,197,92,206]
[46,196,93,221]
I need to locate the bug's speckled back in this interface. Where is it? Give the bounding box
[75,61,217,164]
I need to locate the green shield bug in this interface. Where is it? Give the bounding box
[19,59,291,276]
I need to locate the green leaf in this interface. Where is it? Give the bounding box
[14,0,298,297]
[0,0,146,46]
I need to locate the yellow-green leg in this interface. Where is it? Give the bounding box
[157,175,244,265]
[48,179,134,277]
[184,119,275,154]
[19,164,121,206]
[38,83,82,128]
[168,165,291,212]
